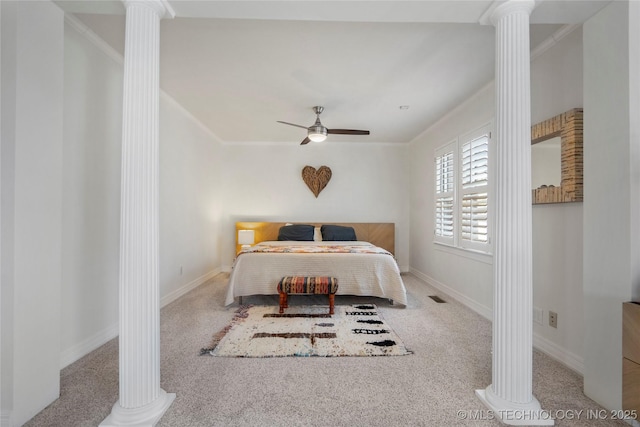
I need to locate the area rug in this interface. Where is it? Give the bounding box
[201,304,412,357]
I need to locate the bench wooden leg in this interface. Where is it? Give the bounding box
[279,293,288,314]
[329,294,335,315]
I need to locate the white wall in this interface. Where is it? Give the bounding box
[220,142,410,271]
[1,3,17,422]
[631,0,640,306]
[530,27,584,372]
[409,82,494,316]
[409,25,585,371]
[0,0,5,422]
[531,203,583,369]
[60,20,122,369]
[159,94,223,303]
[1,2,65,425]
[531,27,584,125]
[59,16,224,369]
[583,1,639,410]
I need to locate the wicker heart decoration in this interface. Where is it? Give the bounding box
[302,165,332,198]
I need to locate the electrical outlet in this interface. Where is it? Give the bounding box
[533,307,543,325]
[549,311,558,328]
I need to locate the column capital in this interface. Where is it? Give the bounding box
[480,0,535,26]
[122,0,175,19]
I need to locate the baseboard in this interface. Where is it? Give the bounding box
[221,265,232,273]
[409,267,492,320]
[533,332,584,375]
[60,268,220,369]
[60,323,119,369]
[408,267,583,375]
[160,268,221,308]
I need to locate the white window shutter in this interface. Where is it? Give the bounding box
[436,196,455,238]
[434,144,455,245]
[460,131,490,251]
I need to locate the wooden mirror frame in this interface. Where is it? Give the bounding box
[531,108,583,204]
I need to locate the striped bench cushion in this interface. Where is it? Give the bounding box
[277,276,338,295]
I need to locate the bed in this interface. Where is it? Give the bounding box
[225,222,407,306]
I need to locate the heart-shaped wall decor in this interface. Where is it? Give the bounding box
[302,165,332,198]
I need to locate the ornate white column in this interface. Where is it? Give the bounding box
[100,1,175,426]
[475,1,553,425]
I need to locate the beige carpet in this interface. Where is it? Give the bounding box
[24,273,629,427]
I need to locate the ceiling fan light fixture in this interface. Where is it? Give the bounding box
[308,125,327,142]
[277,106,369,145]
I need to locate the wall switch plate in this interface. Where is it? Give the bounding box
[533,307,543,325]
[549,311,558,328]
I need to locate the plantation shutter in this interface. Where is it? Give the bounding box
[460,132,489,250]
[434,144,455,245]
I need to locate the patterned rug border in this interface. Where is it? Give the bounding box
[200,304,413,358]
[200,305,254,355]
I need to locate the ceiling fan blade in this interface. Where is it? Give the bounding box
[300,137,311,145]
[277,120,309,130]
[327,129,370,135]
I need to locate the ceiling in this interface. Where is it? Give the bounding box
[56,1,611,145]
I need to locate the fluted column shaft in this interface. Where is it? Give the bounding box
[492,1,534,404]
[101,1,175,425]
[119,0,162,408]
[476,1,552,425]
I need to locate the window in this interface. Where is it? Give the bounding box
[434,124,492,254]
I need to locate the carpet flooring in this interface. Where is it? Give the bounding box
[24,273,630,427]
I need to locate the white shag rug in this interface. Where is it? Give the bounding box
[202,304,412,357]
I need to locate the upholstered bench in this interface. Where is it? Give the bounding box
[277,276,339,315]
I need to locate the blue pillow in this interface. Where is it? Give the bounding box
[321,225,357,241]
[277,224,315,241]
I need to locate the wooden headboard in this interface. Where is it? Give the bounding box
[235,222,395,255]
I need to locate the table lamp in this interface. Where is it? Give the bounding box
[238,229,255,249]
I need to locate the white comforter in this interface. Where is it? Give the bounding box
[225,241,407,306]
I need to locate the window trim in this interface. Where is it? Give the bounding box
[434,240,493,264]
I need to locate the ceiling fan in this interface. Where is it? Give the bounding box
[277,106,370,145]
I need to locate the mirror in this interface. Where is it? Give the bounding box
[532,136,561,189]
[531,108,583,204]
